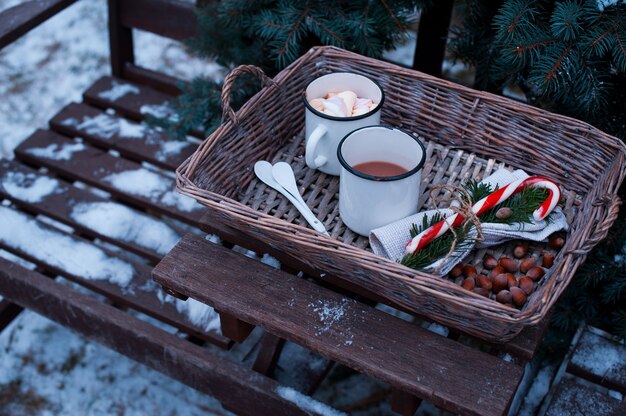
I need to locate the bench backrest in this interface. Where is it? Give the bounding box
[108,0,207,94]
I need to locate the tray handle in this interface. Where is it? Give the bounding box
[221,65,275,124]
[568,194,622,256]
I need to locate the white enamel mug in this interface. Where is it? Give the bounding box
[337,126,426,236]
[303,72,384,176]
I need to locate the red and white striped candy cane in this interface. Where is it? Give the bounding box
[404,176,561,255]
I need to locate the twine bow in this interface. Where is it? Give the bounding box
[428,184,485,272]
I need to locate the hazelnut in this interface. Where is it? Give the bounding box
[492,273,509,293]
[477,274,492,291]
[483,254,499,270]
[526,266,545,281]
[499,257,518,273]
[473,287,490,298]
[520,257,536,273]
[463,264,478,279]
[513,244,528,259]
[549,234,565,250]
[495,207,513,219]
[510,287,528,307]
[542,253,555,268]
[489,265,506,279]
[519,276,534,295]
[506,273,518,288]
[450,263,463,278]
[462,277,475,290]
[496,290,513,304]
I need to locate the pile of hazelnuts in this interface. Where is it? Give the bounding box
[449,233,566,308]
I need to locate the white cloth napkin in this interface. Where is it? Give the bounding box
[369,169,569,275]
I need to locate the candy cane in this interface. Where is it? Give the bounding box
[404,176,561,255]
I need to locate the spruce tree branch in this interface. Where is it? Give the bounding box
[545,44,572,83]
[589,28,612,48]
[259,20,289,30]
[615,33,626,57]
[277,6,309,59]
[308,15,345,44]
[515,39,558,57]
[378,0,406,30]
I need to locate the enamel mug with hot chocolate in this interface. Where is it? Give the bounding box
[303,72,384,176]
[337,125,426,236]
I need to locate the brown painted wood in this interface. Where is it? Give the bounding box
[0,258,323,416]
[0,299,23,332]
[0,0,77,50]
[0,160,180,264]
[0,205,229,348]
[413,0,454,77]
[253,333,286,376]
[567,327,626,395]
[108,0,134,77]
[198,211,547,361]
[153,233,524,416]
[14,129,205,226]
[83,76,175,122]
[82,76,204,138]
[544,376,626,416]
[119,0,197,41]
[219,312,256,343]
[123,64,185,96]
[391,388,422,416]
[49,103,196,171]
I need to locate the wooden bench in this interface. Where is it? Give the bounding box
[0,0,550,414]
[541,325,626,415]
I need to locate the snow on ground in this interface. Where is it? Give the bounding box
[0,309,232,416]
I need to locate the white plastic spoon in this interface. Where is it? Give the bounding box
[254,161,328,235]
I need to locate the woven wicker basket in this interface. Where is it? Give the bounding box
[177,46,626,342]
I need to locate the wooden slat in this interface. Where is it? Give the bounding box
[119,0,197,41]
[0,0,78,50]
[198,211,547,361]
[0,258,323,416]
[568,327,626,395]
[122,63,186,96]
[0,299,23,332]
[14,129,205,226]
[49,102,196,171]
[0,205,229,348]
[544,376,626,416]
[0,160,179,264]
[83,76,175,122]
[153,233,524,416]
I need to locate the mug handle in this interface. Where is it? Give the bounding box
[305,125,328,169]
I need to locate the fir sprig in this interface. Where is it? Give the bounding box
[401,179,554,271]
[400,213,475,270]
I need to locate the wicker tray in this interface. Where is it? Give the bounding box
[177,46,626,342]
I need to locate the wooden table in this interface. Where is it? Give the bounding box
[153,212,553,416]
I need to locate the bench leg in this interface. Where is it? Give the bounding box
[0,300,23,332]
[252,332,285,376]
[218,311,255,343]
[391,387,422,416]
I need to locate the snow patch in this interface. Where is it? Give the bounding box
[103,168,202,212]
[1,171,59,203]
[0,206,134,286]
[308,299,348,336]
[518,364,556,416]
[0,249,37,270]
[97,81,140,101]
[70,202,180,255]
[596,0,626,11]
[140,103,180,122]
[118,119,145,138]
[26,142,86,160]
[156,140,191,161]
[261,253,281,269]
[276,386,346,416]
[156,290,221,333]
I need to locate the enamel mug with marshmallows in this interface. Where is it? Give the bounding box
[303,72,384,176]
[337,126,426,236]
